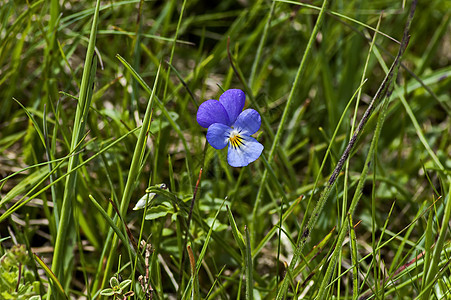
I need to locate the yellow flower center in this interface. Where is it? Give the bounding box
[229,131,244,149]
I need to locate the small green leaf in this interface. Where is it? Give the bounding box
[110,276,120,288]
[119,279,132,289]
[100,288,114,296]
[145,204,173,220]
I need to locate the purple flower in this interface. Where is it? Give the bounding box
[197,89,264,167]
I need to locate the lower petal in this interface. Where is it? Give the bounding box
[227,135,264,167]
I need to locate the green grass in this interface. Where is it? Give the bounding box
[0,0,450,299]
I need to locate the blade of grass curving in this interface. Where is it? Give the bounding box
[397,91,446,175]
[108,195,139,252]
[166,61,198,108]
[34,253,68,300]
[204,265,227,299]
[87,195,129,256]
[227,206,246,254]
[12,98,45,147]
[43,104,58,237]
[244,226,253,300]
[116,54,151,91]
[252,0,330,246]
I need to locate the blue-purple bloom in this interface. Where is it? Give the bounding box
[197,89,264,167]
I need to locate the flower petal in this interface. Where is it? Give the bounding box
[219,89,245,124]
[197,100,230,128]
[206,123,232,150]
[133,193,156,210]
[227,135,264,167]
[232,109,261,135]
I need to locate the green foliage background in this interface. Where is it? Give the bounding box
[0,0,450,299]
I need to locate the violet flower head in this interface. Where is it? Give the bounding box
[197,89,264,167]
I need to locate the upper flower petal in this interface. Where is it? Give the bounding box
[227,135,264,167]
[219,89,245,125]
[197,100,230,128]
[206,123,232,150]
[232,109,261,135]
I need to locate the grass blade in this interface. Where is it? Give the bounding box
[245,225,254,300]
